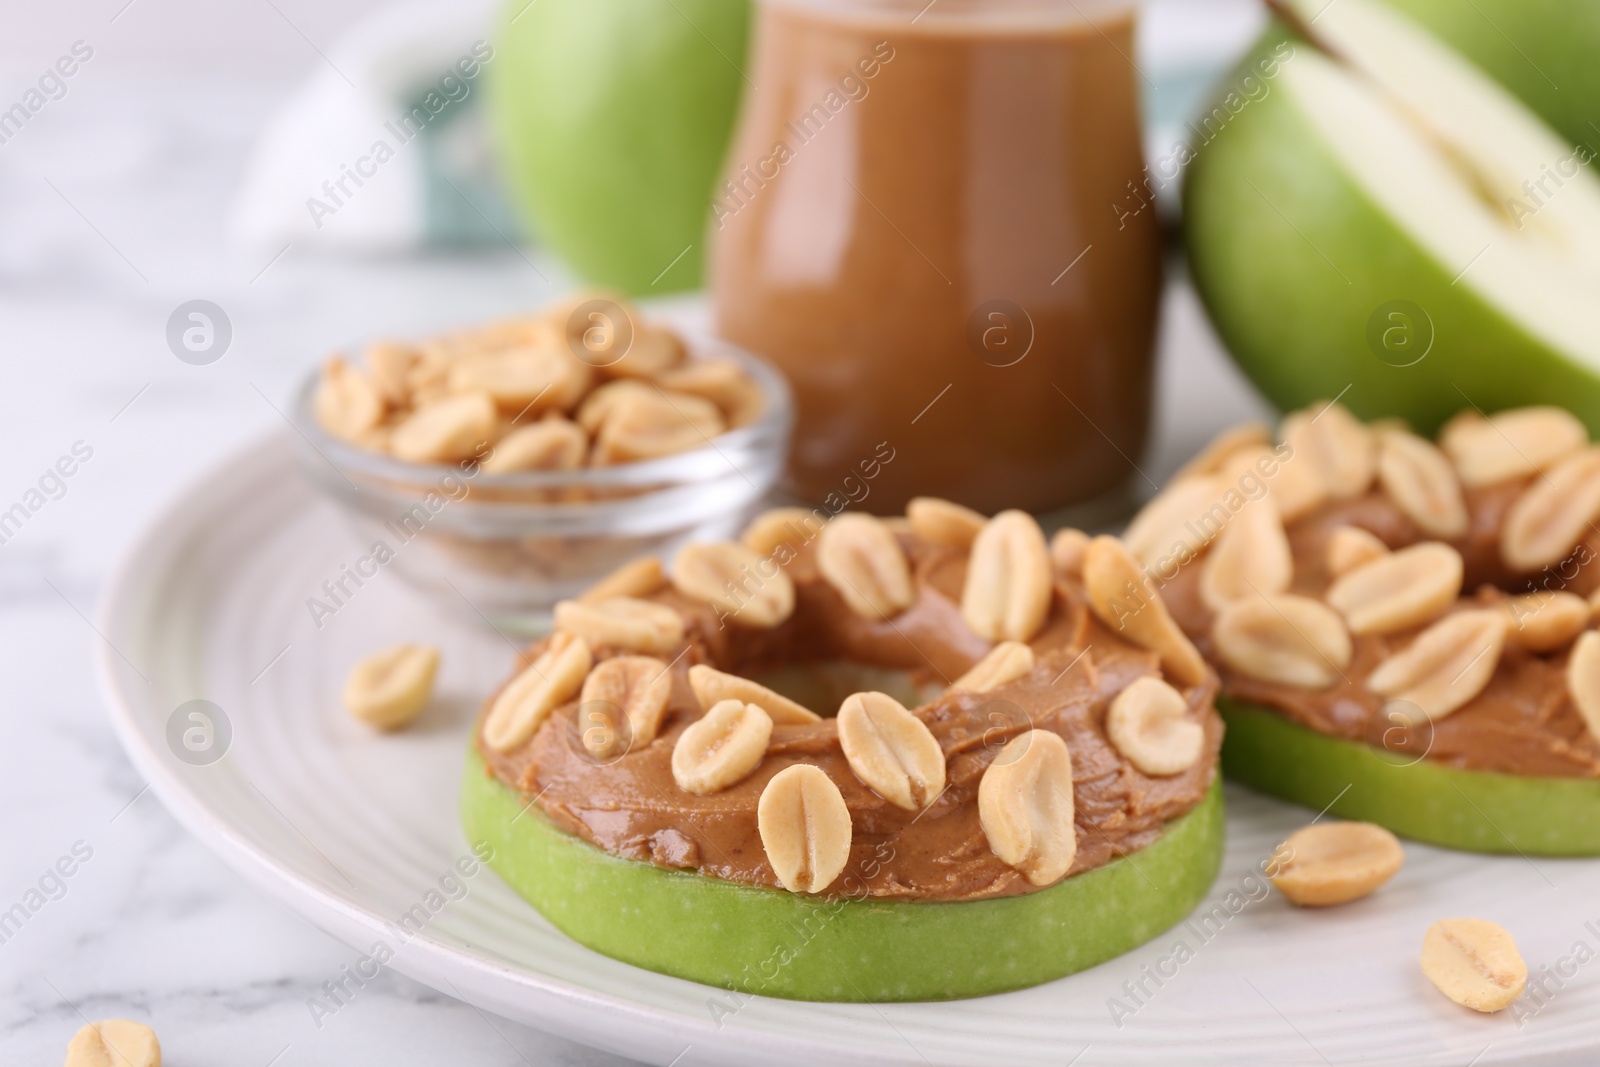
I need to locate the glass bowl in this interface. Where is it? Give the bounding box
[289,329,793,632]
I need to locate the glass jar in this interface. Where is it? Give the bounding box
[711,0,1160,515]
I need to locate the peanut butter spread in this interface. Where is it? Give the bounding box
[1159,409,1600,779]
[477,533,1221,902]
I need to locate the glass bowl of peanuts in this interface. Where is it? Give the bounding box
[291,294,793,630]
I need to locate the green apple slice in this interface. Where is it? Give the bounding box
[1221,699,1600,855]
[1372,0,1600,157]
[1184,0,1600,436]
[461,747,1224,1002]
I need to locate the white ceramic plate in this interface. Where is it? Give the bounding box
[98,434,1600,1066]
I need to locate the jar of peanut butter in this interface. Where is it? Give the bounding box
[711,0,1160,515]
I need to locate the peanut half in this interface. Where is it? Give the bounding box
[553,596,684,655]
[978,730,1077,886]
[674,541,796,629]
[1281,401,1377,500]
[817,513,915,620]
[1441,405,1586,487]
[483,633,593,752]
[950,641,1036,693]
[1376,428,1468,540]
[1501,591,1589,652]
[671,699,773,794]
[1501,447,1600,572]
[962,510,1053,643]
[389,391,497,464]
[1105,676,1204,776]
[64,1020,161,1067]
[743,506,827,564]
[1172,422,1271,482]
[577,655,673,758]
[1122,476,1231,570]
[1565,631,1600,740]
[906,496,987,550]
[757,764,852,894]
[687,663,821,724]
[1325,525,1389,578]
[836,691,946,811]
[1199,497,1292,611]
[1082,535,1208,687]
[342,644,439,730]
[1325,542,1463,635]
[1269,822,1403,906]
[592,390,725,464]
[1212,594,1352,688]
[578,555,666,604]
[1421,918,1527,1013]
[479,416,588,474]
[1050,528,1089,578]
[447,344,592,413]
[1368,609,1506,725]
[314,356,385,442]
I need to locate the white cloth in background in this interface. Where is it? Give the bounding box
[228,0,516,254]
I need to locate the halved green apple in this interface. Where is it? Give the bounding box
[1376,0,1600,156]
[1184,0,1600,437]
[1221,699,1600,855]
[461,747,1225,1001]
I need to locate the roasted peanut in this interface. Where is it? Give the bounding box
[1325,542,1463,635]
[758,764,852,893]
[1501,591,1589,652]
[1105,676,1204,776]
[1367,609,1506,724]
[480,416,588,474]
[1082,536,1208,687]
[672,541,795,629]
[1281,401,1376,500]
[482,633,592,752]
[1269,822,1403,906]
[978,730,1076,886]
[577,655,673,757]
[836,691,946,811]
[687,664,819,724]
[962,510,1053,643]
[1199,498,1292,611]
[742,506,827,564]
[1325,525,1389,577]
[907,497,986,550]
[553,597,684,655]
[950,641,1036,693]
[1421,918,1527,1013]
[671,699,772,794]
[578,556,666,604]
[1212,594,1352,688]
[389,391,497,464]
[64,1020,161,1067]
[314,356,385,442]
[817,513,915,620]
[342,644,439,730]
[1501,447,1600,572]
[1376,428,1468,540]
[1441,406,1587,487]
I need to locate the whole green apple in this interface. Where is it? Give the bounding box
[1376,0,1600,155]
[1183,0,1600,436]
[489,0,750,294]
[461,747,1225,1001]
[1222,701,1600,854]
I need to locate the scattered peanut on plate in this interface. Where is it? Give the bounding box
[343,644,440,730]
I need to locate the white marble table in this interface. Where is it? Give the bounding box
[0,73,1269,1067]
